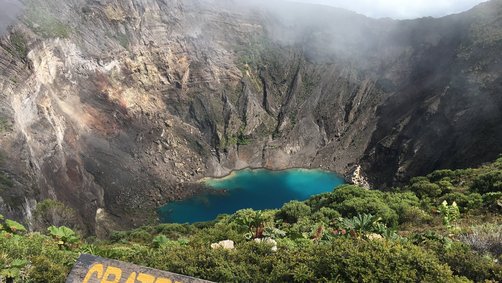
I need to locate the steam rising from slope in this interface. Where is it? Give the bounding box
[220,0,397,66]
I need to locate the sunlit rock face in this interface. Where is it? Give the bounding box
[0,0,501,234]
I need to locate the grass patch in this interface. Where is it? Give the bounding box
[0,172,13,191]
[0,118,11,133]
[106,32,130,49]
[25,2,71,38]
[8,31,28,59]
[218,126,252,150]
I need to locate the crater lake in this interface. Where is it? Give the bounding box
[159,168,345,223]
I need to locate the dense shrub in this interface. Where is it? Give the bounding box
[306,185,368,210]
[153,223,197,238]
[470,170,502,194]
[494,156,502,169]
[383,192,423,224]
[28,256,70,283]
[109,231,129,243]
[33,199,79,231]
[410,180,442,198]
[482,192,502,212]
[332,196,398,226]
[437,179,455,193]
[0,233,78,282]
[128,230,153,243]
[428,169,456,182]
[439,193,483,211]
[306,185,400,226]
[439,242,502,282]
[310,207,340,223]
[314,238,459,283]
[120,238,460,283]
[399,205,433,225]
[277,200,311,223]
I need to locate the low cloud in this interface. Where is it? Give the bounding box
[289,0,490,19]
[0,0,23,35]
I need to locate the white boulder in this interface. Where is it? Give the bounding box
[211,239,235,250]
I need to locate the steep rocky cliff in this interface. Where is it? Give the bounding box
[0,0,501,234]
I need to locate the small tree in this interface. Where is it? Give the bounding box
[278,201,311,223]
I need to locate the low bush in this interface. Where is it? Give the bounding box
[410,180,443,198]
[277,200,311,223]
[428,169,456,182]
[439,242,502,282]
[482,192,502,212]
[470,170,502,194]
[439,193,483,211]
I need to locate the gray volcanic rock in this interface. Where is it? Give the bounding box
[0,0,500,234]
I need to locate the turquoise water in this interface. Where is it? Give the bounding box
[159,168,345,223]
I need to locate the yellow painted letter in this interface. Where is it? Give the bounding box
[101,266,122,283]
[137,273,156,283]
[155,278,173,283]
[83,264,104,283]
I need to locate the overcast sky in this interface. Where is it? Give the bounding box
[289,0,490,19]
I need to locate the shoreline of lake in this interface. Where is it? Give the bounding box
[198,167,345,185]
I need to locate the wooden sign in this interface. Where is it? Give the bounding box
[66,254,213,283]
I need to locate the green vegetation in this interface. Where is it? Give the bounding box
[28,16,71,39]
[0,118,10,133]
[0,215,78,283]
[236,133,252,146]
[1,158,502,282]
[4,219,27,234]
[300,74,318,100]
[33,199,79,232]
[25,1,71,39]
[219,127,252,150]
[471,170,502,194]
[234,35,284,93]
[115,33,130,49]
[235,35,271,72]
[47,226,80,250]
[105,31,130,49]
[438,201,461,232]
[8,32,28,59]
[0,171,13,192]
